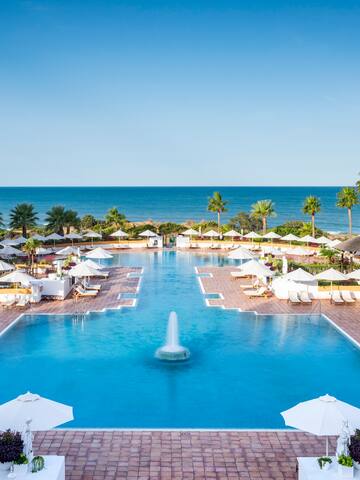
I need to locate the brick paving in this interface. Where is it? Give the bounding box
[1,259,359,479]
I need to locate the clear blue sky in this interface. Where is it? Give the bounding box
[0,0,359,186]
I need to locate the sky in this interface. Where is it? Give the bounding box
[0,0,359,186]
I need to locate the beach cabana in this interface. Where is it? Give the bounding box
[228,247,256,260]
[0,245,27,257]
[0,260,15,272]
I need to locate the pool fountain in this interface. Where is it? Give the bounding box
[155,311,190,361]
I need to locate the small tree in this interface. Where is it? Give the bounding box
[303,196,321,237]
[336,187,359,236]
[207,192,228,233]
[9,203,38,237]
[23,238,41,274]
[105,207,126,228]
[251,200,276,234]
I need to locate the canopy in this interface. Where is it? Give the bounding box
[336,236,360,253]
[139,229,157,237]
[56,246,78,256]
[0,260,15,272]
[244,231,262,239]
[0,391,73,432]
[286,247,314,256]
[0,239,19,246]
[65,233,82,240]
[283,268,315,282]
[228,247,256,260]
[110,229,128,238]
[262,231,281,239]
[300,235,317,243]
[68,262,99,277]
[0,270,35,286]
[262,247,283,256]
[223,230,241,237]
[315,268,348,282]
[347,269,360,281]
[35,247,52,255]
[281,233,300,242]
[45,233,63,241]
[238,259,273,277]
[182,228,199,236]
[13,236,27,244]
[315,236,331,245]
[83,230,102,239]
[281,394,360,437]
[84,259,103,270]
[85,247,113,259]
[328,239,342,248]
[203,230,219,238]
[0,245,27,257]
[30,234,46,242]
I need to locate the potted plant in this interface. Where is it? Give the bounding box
[317,456,332,471]
[13,452,29,475]
[338,454,354,478]
[32,455,45,473]
[0,430,24,472]
[349,429,360,470]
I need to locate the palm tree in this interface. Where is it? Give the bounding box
[23,238,41,274]
[105,207,126,228]
[336,187,359,236]
[0,212,4,228]
[207,192,228,232]
[45,206,67,235]
[303,196,321,237]
[9,203,38,237]
[251,200,276,234]
[64,209,80,235]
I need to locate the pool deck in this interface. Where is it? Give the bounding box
[0,260,358,479]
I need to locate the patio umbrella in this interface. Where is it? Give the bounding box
[65,232,83,246]
[315,236,331,245]
[30,234,46,242]
[0,238,19,246]
[68,262,100,277]
[182,228,199,236]
[328,239,342,248]
[315,268,348,293]
[281,233,300,246]
[83,230,102,246]
[244,232,262,244]
[56,246,78,256]
[139,229,157,237]
[281,394,360,455]
[286,247,314,256]
[85,247,113,259]
[84,259,103,270]
[0,270,35,286]
[45,232,64,247]
[203,229,220,238]
[238,259,274,278]
[228,247,256,260]
[223,230,241,241]
[14,236,27,245]
[347,269,360,281]
[0,245,27,257]
[283,268,315,282]
[300,235,317,245]
[35,247,52,255]
[263,232,281,242]
[336,236,360,253]
[0,260,15,272]
[0,391,73,464]
[110,229,128,243]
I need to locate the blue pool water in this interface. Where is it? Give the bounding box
[1,251,360,429]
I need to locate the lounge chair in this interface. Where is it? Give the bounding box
[15,296,30,308]
[240,283,256,289]
[243,287,268,298]
[0,297,16,308]
[83,281,102,291]
[299,291,312,304]
[288,292,301,305]
[331,291,344,305]
[93,271,110,278]
[341,291,356,304]
[230,271,246,279]
[74,286,98,297]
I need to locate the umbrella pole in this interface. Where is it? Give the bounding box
[326,436,328,456]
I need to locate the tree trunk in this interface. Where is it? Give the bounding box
[66,226,70,235]
[311,214,315,237]
[348,208,352,236]
[262,217,267,235]
[217,211,221,233]
[22,225,27,237]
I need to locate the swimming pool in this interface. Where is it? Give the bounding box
[1,251,360,429]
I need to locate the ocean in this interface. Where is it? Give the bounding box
[0,186,358,233]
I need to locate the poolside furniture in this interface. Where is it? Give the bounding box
[15,295,30,308]
[74,286,98,297]
[331,291,345,305]
[93,271,110,278]
[230,271,246,279]
[288,291,301,304]
[243,287,268,298]
[341,291,356,303]
[240,283,256,289]
[0,297,16,308]
[299,291,312,304]
[83,281,102,291]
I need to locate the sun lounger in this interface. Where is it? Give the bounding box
[240,283,256,289]
[230,271,246,279]
[331,291,344,305]
[299,291,312,304]
[93,271,109,278]
[1,298,16,308]
[74,286,98,297]
[288,292,301,305]
[243,287,268,298]
[340,291,355,304]
[15,296,30,308]
[83,281,101,291]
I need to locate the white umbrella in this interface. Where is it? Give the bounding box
[139,229,157,237]
[110,229,128,238]
[182,228,199,236]
[281,233,300,242]
[328,239,342,248]
[262,246,283,256]
[14,236,27,245]
[238,259,274,278]
[315,236,331,245]
[85,247,113,259]
[281,394,360,455]
[83,230,102,246]
[203,230,220,238]
[347,269,360,281]
[56,246,78,256]
[35,247,52,255]
[263,231,281,240]
[286,247,314,256]
[0,238,19,246]
[228,247,256,260]
[283,268,315,282]
[30,234,46,242]
[0,391,73,464]
[0,245,27,257]
[300,235,317,244]
[84,259,103,270]
[223,229,241,238]
[315,268,348,293]
[244,231,262,239]
[69,262,100,277]
[46,232,63,246]
[65,232,82,245]
[0,270,35,286]
[0,260,15,272]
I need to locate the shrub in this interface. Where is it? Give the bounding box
[338,454,353,467]
[0,430,24,464]
[349,429,360,463]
